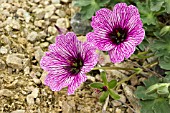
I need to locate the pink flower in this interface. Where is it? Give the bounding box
[40,32,98,95]
[87,3,145,63]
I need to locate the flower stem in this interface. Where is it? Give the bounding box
[115,68,142,90]
[92,66,139,72]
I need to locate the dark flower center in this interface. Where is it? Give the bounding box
[102,86,108,91]
[66,54,84,75]
[109,28,127,45]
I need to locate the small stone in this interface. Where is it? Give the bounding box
[0,59,6,70]
[0,89,13,97]
[34,47,44,62]
[40,71,48,84]
[24,66,30,75]
[35,9,45,19]
[87,76,95,82]
[46,36,55,43]
[51,0,60,4]
[50,15,59,21]
[115,108,122,113]
[56,18,70,29]
[27,31,38,42]
[26,95,34,105]
[40,42,49,48]
[35,98,40,105]
[39,31,47,39]
[31,88,39,98]
[111,100,122,107]
[62,101,73,113]
[48,26,56,34]
[55,9,66,17]
[34,0,40,3]
[6,54,23,69]
[0,46,8,54]
[71,13,92,35]
[33,78,41,84]
[45,11,54,19]
[10,19,20,30]
[61,0,71,3]
[34,20,45,27]
[11,110,25,113]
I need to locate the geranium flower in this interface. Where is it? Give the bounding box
[87,3,145,63]
[40,32,98,95]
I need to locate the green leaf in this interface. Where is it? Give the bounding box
[157,85,169,95]
[152,98,170,113]
[146,83,170,95]
[108,89,120,100]
[135,86,158,100]
[100,71,108,85]
[96,0,110,7]
[90,82,104,89]
[136,2,157,25]
[165,0,170,13]
[139,100,155,113]
[108,80,117,89]
[143,76,160,88]
[159,56,170,70]
[72,0,92,6]
[150,0,164,11]
[99,91,109,103]
[79,0,100,20]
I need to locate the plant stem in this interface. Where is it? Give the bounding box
[116,68,142,90]
[92,66,139,72]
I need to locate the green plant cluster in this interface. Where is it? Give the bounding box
[135,75,170,113]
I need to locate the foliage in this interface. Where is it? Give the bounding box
[72,0,110,20]
[135,75,170,113]
[90,71,120,103]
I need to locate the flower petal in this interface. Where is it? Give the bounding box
[108,46,125,63]
[91,8,114,32]
[80,42,98,73]
[45,73,74,92]
[87,32,115,51]
[67,73,87,95]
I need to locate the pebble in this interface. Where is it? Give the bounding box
[62,101,73,113]
[11,110,25,113]
[24,66,30,75]
[6,54,23,69]
[34,9,45,19]
[0,89,13,97]
[0,46,8,54]
[0,59,6,70]
[33,78,41,84]
[40,71,48,84]
[10,19,21,30]
[48,26,56,34]
[71,13,92,35]
[61,0,71,3]
[56,18,70,29]
[27,31,38,42]
[40,42,49,48]
[34,20,45,27]
[51,0,60,4]
[34,47,44,62]
[115,108,122,113]
[55,9,66,17]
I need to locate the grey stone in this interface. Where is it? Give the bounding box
[27,31,38,42]
[0,59,6,70]
[61,0,71,3]
[6,54,23,69]
[34,47,44,62]
[51,0,60,4]
[0,89,13,97]
[0,46,8,54]
[40,42,49,48]
[55,9,66,17]
[56,18,70,29]
[71,13,92,35]
[11,110,25,113]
